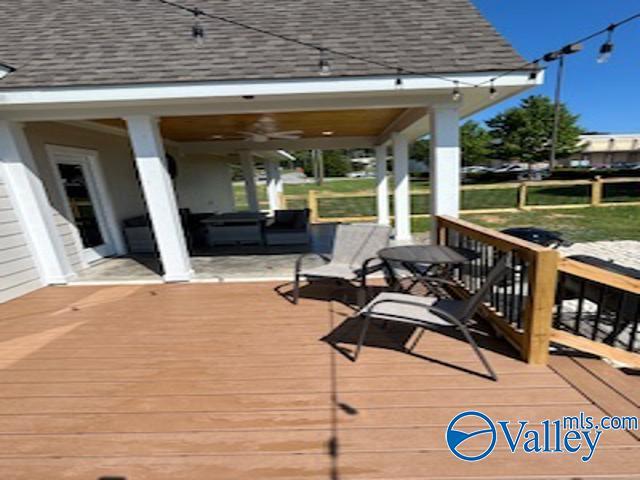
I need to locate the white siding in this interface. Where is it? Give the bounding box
[0,171,43,303]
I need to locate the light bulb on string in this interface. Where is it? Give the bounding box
[191,8,205,46]
[395,68,403,87]
[597,25,615,63]
[318,48,331,76]
[529,60,540,81]
[489,80,498,99]
[452,81,461,101]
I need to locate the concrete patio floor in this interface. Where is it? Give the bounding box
[72,224,337,284]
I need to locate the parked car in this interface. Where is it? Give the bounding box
[493,164,527,174]
[461,165,490,174]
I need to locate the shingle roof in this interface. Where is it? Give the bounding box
[0,0,525,89]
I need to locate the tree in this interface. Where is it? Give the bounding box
[460,120,491,166]
[299,150,352,178]
[322,150,352,177]
[486,95,584,164]
[410,139,430,164]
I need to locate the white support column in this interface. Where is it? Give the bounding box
[0,121,74,284]
[392,133,411,241]
[429,103,461,241]
[265,158,281,212]
[125,116,192,282]
[239,151,259,212]
[375,144,390,226]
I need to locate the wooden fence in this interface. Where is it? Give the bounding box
[434,215,640,367]
[281,176,640,224]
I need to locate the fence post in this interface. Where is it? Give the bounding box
[522,249,559,364]
[591,176,603,206]
[517,182,528,210]
[278,192,287,209]
[307,190,319,223]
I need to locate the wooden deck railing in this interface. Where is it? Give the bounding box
[434,215,640,368]
[552,258,640,368]
[434,216,559,364]
[284,177,640,224]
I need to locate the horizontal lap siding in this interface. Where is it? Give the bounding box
[52,212,83,271]
[0,172,43,303]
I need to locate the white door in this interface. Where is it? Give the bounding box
[49,147,117,264]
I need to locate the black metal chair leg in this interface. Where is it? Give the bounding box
[459,324,498,381]
[353,316,371,361]
[293,274,301,304]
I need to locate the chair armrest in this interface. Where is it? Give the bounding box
[360,257,384,275]
[295,252,331,274]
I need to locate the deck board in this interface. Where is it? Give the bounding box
[0,282,638,479]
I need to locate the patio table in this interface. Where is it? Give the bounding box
[377,245,474,296]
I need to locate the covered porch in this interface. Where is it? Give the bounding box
[0,72,538,285]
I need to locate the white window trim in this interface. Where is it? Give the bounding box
[45,144,125,266]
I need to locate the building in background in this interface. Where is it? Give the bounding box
[566,133,640,167]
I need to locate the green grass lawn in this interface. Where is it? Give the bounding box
[412,206,640,243]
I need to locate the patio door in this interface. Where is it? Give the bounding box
[48,146,117,264]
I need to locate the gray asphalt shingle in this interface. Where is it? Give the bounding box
[0,0,525,88]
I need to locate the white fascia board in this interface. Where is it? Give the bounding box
[0,71,536,107]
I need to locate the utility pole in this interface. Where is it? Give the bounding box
[313,149,324,186]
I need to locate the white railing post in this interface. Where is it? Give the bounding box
[430,103,461,242]
[392,133,411,241]
[0,120,74,284]
[125,116,192,282]
[375,144,390,226]
[239,151,259,212]
[265,158,281,212]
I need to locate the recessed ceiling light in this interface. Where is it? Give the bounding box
[322,131,334,136]
[209,134,224,140]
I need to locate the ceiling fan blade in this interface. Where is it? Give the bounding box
[273,130,303,135]
[269,133,302,140]
[269,130,303,139]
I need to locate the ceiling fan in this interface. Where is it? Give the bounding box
[236,115,303,143]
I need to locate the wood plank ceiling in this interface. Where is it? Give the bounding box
[94,108,405,142]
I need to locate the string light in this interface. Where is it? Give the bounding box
[395,68,403,87]
[148,0,639,92]
[528,60,539,81]
[191,7,204,45]
[318,48,331,76]
[452,81,461,101]
[597,25,615,63]
[489,80,498,99]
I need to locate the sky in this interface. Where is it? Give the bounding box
[469,0,640,133]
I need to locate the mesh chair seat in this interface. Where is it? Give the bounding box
[300,263,363,280]
[362,293,471,327]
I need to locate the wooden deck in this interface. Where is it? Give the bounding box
[0,282,638,479]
